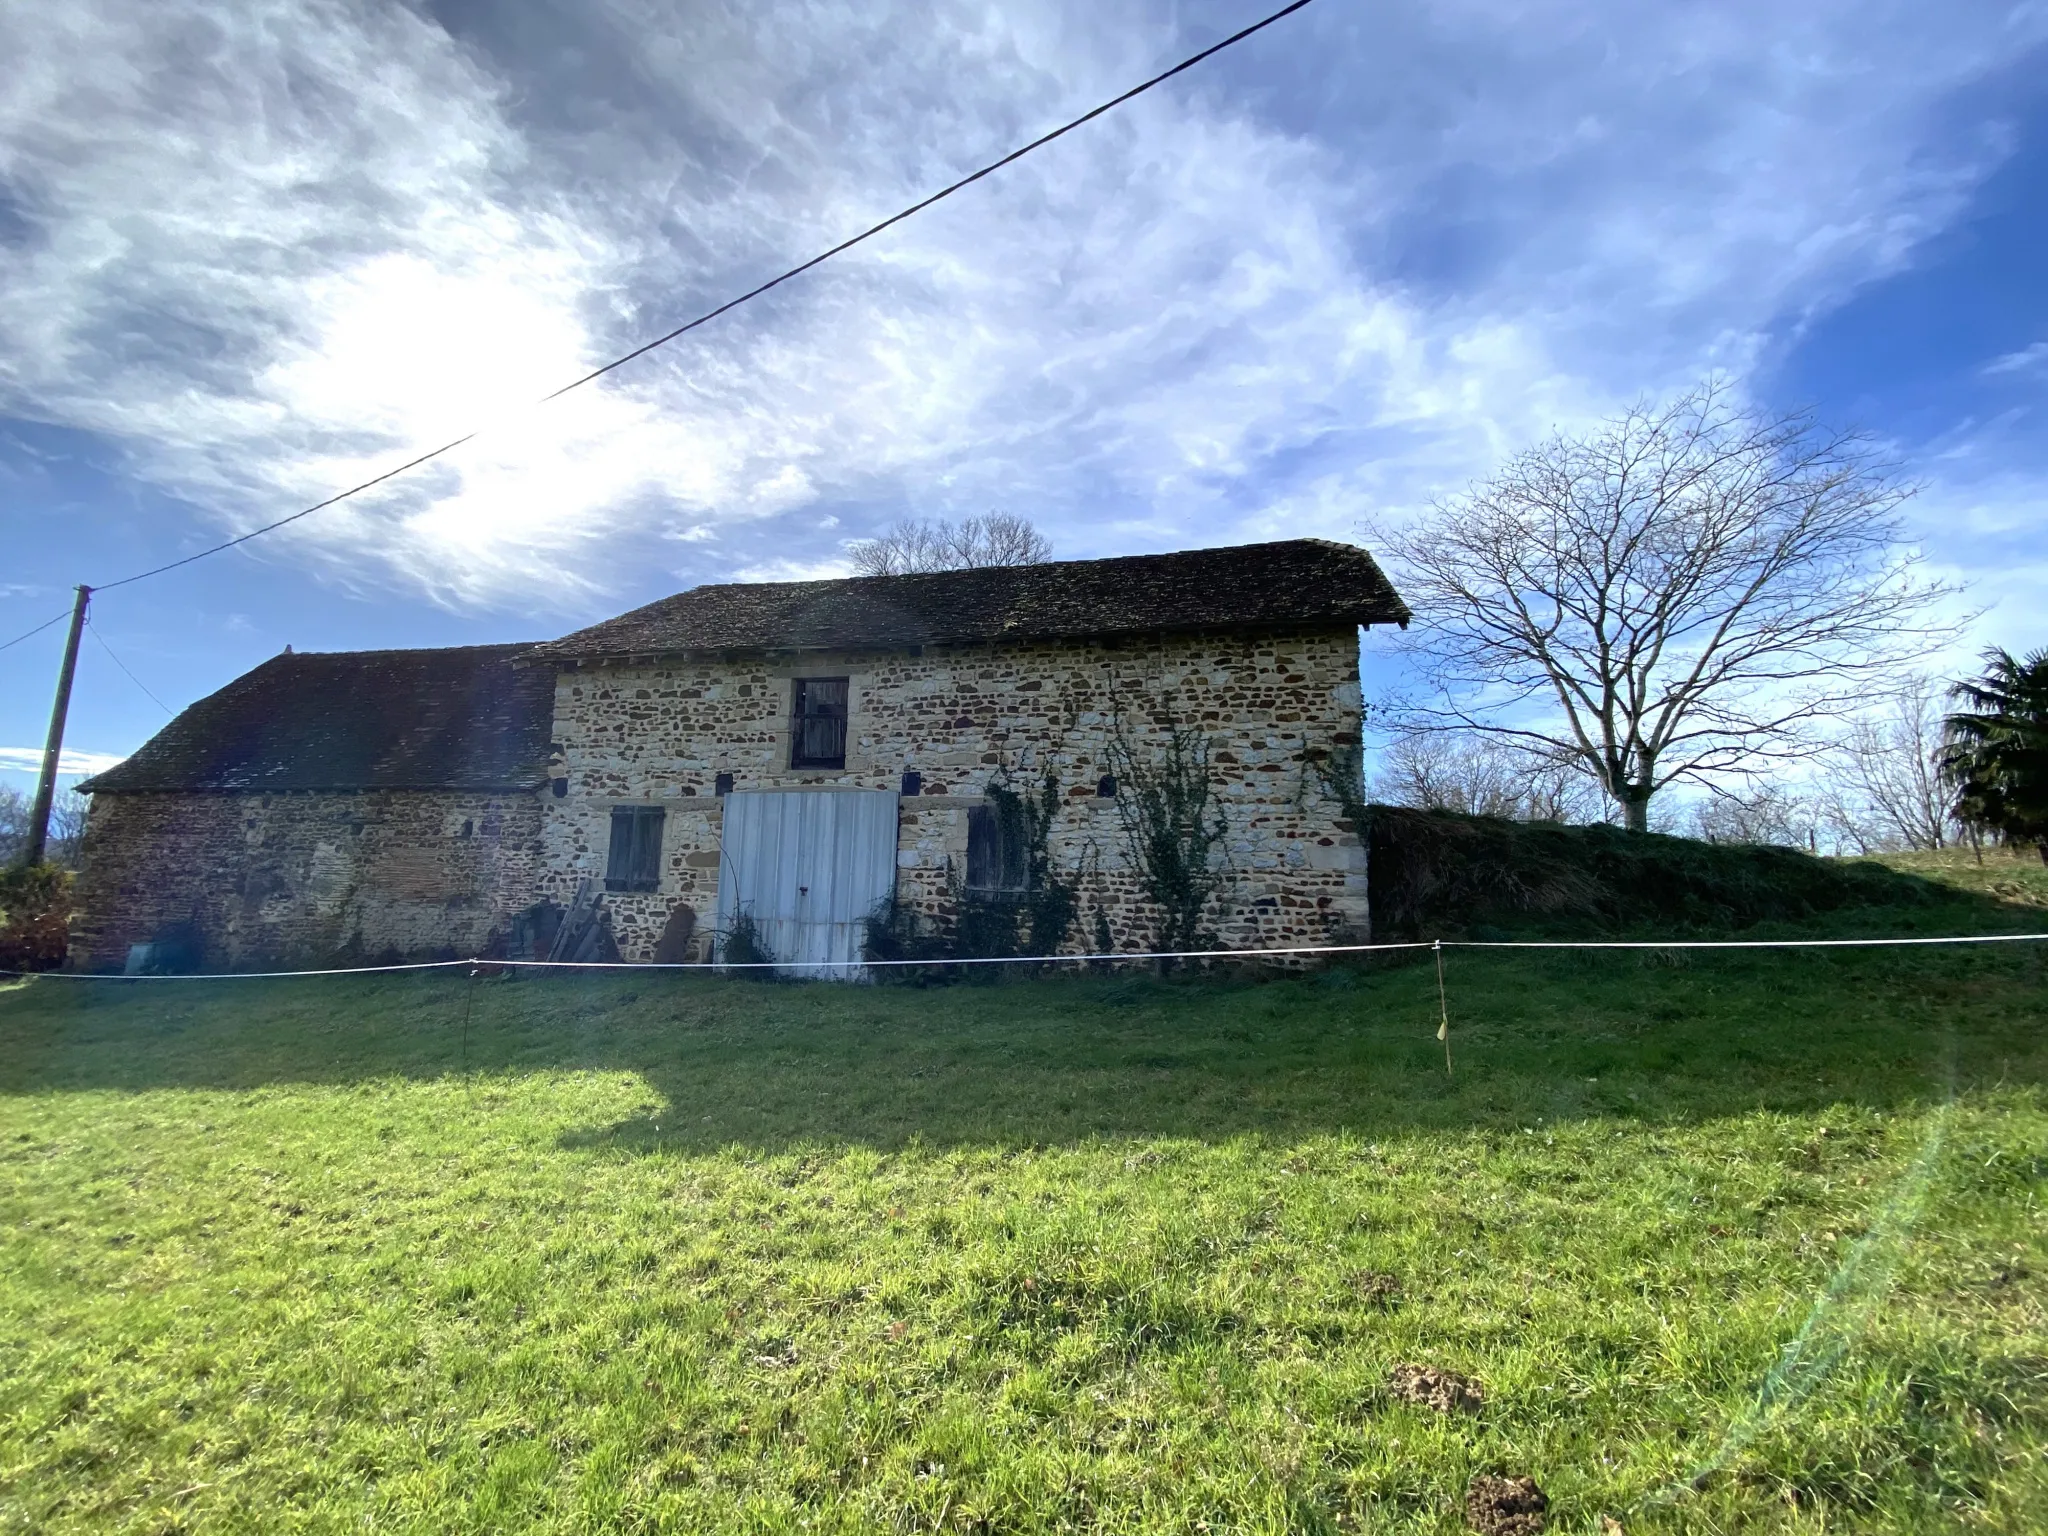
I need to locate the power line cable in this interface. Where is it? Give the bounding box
[86,618,175,716]
[89,0,1317,595]
[0,608,73,655]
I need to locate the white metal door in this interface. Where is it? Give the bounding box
[715,789,899,979]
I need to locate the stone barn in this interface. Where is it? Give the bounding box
[72,539,1408,972]
[70,645,554,969]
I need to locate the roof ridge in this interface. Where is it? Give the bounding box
[268,640,543,661]
[681,537,1353,597]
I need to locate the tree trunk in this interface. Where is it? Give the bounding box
[1623,795,1650,834]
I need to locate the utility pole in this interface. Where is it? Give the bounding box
[21,584,91,868]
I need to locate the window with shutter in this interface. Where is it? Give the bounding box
[605,805,666,891]
[790,677,849,769]
[966,803,1029,895]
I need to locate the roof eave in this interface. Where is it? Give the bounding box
[83,778,550,796]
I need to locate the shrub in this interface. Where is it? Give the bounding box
[1104,722,1231,959]
[865,771,1081,982]
[862,897,954,984]
[1366,804,1942,936]
[983,773,1078,963]
[717,907,778,977]
[0,863,74,973]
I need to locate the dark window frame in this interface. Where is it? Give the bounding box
[605,804,666,892]
[789,676,850,771]
[965,802,1030,896]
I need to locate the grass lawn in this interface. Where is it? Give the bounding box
[2,853,2045,1533]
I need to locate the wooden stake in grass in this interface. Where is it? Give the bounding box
[1434,938,1452,1075]
[460,962,479,1079]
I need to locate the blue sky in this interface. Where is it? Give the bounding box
[3,0,2045,783]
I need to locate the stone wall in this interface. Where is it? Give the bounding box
[540,624,1369,960]
[70,788,544,971]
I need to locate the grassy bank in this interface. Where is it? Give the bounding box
[2,857,2045,1533]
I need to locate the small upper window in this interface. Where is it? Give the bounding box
[790,676,849,770]
[966,803,1029,895]
[605,805,665,892]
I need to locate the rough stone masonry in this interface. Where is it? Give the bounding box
[541,626,1369,960]
[72,541,1408,970]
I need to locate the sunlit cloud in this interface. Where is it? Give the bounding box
[729,556,860,585]
[0,0,2041,628]
[0,747,127,777]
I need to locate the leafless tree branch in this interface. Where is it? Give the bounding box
[1816,676,1958,852]
[1372,380,1963,830]
[1370,732,1609,823]
[849,513,1053,576]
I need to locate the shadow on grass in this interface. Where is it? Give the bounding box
[4,902,2044,1153]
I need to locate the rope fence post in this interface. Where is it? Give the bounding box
[1433,938,1452,1076]
[459,960,480,1078]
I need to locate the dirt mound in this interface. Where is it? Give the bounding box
[1466,1474,1547,1536]
[1388,1362,1483,1413]
[1351,1270,1402,1308]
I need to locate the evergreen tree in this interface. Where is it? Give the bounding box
[1943,648,2048,861]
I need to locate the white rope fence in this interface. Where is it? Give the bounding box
[5,930,2045,983]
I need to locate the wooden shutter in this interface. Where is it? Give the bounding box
[791,677,849,769]
[966,804,1001,891]
[965,804,1027,893]
[606,806,665,891]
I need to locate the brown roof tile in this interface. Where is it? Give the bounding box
[81,643,553,794]
[533,538,1407,661]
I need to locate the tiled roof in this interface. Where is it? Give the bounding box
[81,644,553,794]
[80,542,1408,795]
[533,538,1408,661]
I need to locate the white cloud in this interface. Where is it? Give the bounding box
[1983,340,2048,376]
[0,747,127,778]
[1896,472,2048,661]
[0,0,2041,619]
[729,556,859,584]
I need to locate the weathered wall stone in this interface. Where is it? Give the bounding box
[71,789,543,970]
[73,624,1371,969]
[540,624,1368,960]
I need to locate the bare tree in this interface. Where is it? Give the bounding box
[1817,677,1955,852]
[1376,382,1956,831]
[1686,786,1817,848]
[1371,734,1521,817]
[0,787,24,865]
[0,785,88,867]
[1369,733,1606,823]
[850,513,1053,576]
[48,791,88,866]
[1519,754,1611,824]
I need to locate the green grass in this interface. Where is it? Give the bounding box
[2,858,2045,1533]
[1863,846,2048,911]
